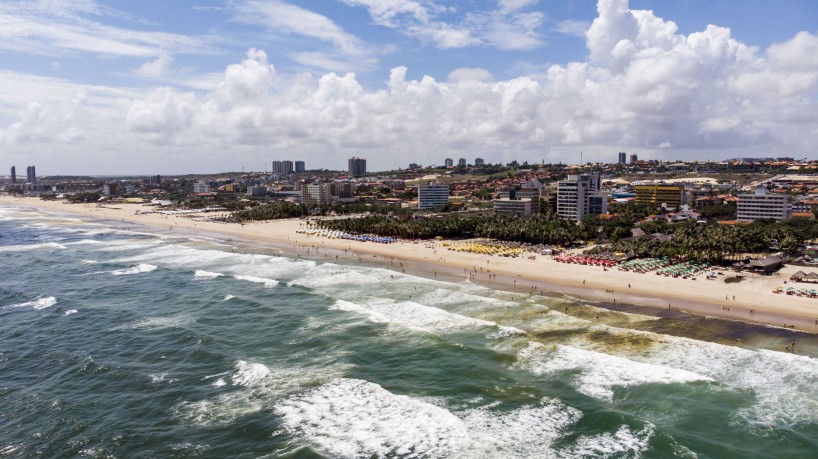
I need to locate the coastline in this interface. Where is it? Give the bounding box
[3,194,818,333]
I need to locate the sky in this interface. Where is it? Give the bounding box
[1,0,817,175]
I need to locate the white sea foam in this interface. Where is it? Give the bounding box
[175,362,352,427]
[0,242,66,252]
[223,295,235,301]
[457,398,582,458]
[122,314,195,331]
[194,270,223,279]
[276,378,583,458]
[65,309,78,316]
[111,263,157,276]
[232,361,271,387]
[64,239,103,245]
[565,424,655,458]
[518,342,712,401]
[329,299,498,335]
[569,324,818,426]
[234,275,279,288]
[6,296,57,310]
[275,378,470,458]
[150,373,169,383]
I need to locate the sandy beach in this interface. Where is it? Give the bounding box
[4,194,818,333]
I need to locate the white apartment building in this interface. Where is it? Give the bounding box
[301,183,335,206]
[737,188,790,222]
[418,184,449,209]
[557,174,607,221]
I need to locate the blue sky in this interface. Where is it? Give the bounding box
[1,0,817,174]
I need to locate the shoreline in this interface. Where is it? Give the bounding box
[3,195,818,334]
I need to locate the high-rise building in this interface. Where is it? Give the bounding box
[474,158,485,166]
[295,161,305,173]
[557,174,607,221]
[272,161,283,173]
[458,158,467,167]
[418,184,449,209]
[630,154,638,164]
[408,163,421,169]
[10,166,16,184]
[444,158,453,168]
[348,157,367,177]
[737,188,790,222]
[281,160,294,174]
[635,183,685,209]
[618,152,626,164]
[26,165,36,184]
[301,183,335,206]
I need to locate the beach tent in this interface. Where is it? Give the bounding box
[807,272,818,282]
[791,270,807,281]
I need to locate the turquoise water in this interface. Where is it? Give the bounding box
[1,204,817,458]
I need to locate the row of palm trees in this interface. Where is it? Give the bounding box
[316,214,815,264]
[314,215,593,247]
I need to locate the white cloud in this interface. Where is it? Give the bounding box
[233,0,361,54]
[0,1,218,58]
[3,0,817,173]
[556,20,590,38]
[448,67,494,82]
[345,0,544,50]
[136,55,173,78]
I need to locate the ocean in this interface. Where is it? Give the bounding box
[1,204,817,458]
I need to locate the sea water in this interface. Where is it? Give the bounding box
[1,204,817,458]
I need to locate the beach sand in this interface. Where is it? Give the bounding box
[4,194,818,333]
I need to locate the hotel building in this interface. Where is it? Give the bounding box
[557,174,607,221]
[737,188,791,222]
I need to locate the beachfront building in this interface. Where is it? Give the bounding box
[737,188,791,222]
[458,158,467,167]
[418,184,449,210]
[295,161,305,173]
[10,166,16,184]
[444,158,454,168]
[493,198,533,216]
[26,165,36,184]
[557,174,607,221]
[635,183,686,209]
[301,183,335,206]
[618,152,626,164]
[348,157,367,177]
[474,158,485,166]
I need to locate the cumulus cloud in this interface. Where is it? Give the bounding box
[3,0,817,173]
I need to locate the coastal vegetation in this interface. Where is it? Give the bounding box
[314,214,818,264]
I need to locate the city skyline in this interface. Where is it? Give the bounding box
[0,0,816,175]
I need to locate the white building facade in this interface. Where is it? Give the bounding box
[737,188,790,222]
[557,174,607,221]
[418,184,449,209]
